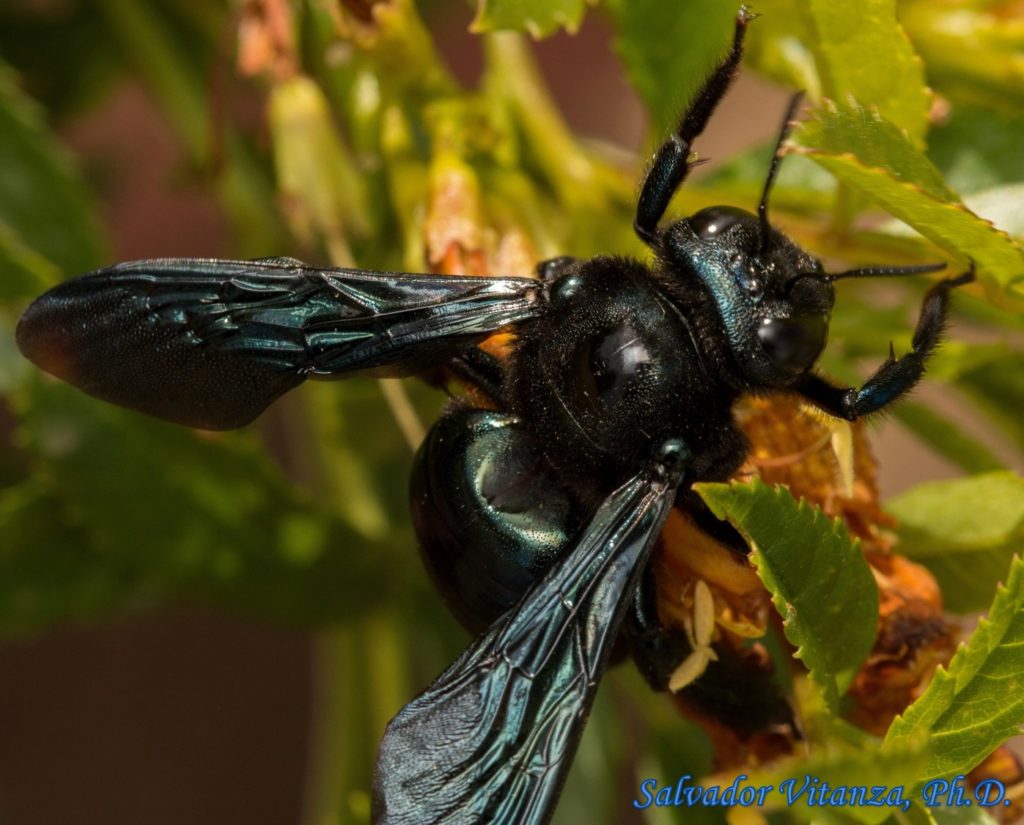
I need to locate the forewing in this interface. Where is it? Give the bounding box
[372,454,685,825]
[16,257,541,429]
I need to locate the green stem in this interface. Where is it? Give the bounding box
[300,628,356,825]
[483,33,604,210]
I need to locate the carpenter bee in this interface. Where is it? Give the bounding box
[15,8,971,824]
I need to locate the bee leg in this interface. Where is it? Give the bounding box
[677,489,750,557]
[634,7,753,243]
[681,644,801,741]
[796,267,974,419]
[626,565,692,690]
[446,346,508,404]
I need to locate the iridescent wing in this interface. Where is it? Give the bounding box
[373,444,687,825]
[17,257,542,429]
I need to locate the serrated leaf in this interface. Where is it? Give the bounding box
[888,472,1024,613]
[884,554,1024,781]
[900,0,1024,113]
[799,100,954,197]
[695,480,878,711]
[793,102,1024,309]
[471,0,586,38]
[0,60,106,286]
[606,0,739,138]
[804,0,930,143]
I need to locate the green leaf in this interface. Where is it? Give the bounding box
[793,101,1024,309]
[0,60,106,285]
[898,799,1002,825]
[754,740,929,825]
[471,0,586,38]
[888,472,1024,613]
[929,107,1024,195]
[955,363,1024,455]
[695,480,878,711]
[930,803,1002,825]
[894,402,1006,477]
[1,380,402,637]
[799,101,955,197]
[900,0,1024,113]
[605,0,739,138]
[927,343,1024,453]
[889,472,1024,557]
[804,0,930,143]
[741,0,820,95]
[884,554,1024,781]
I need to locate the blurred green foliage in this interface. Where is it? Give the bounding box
[1,1,1023,824]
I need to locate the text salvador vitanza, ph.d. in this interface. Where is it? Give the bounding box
[634,774,1014,812]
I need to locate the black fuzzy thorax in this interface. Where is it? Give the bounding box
[506,255,749,501]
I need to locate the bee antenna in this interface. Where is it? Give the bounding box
[827,262,947,281]
[758,91,805,255]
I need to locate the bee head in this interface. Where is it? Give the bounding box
[661,205,834,387]
[656,92,945,390]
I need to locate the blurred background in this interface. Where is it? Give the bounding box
[1,1,1022,824]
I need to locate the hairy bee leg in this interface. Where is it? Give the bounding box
[677,489,750,557]
[446,346,508,404]
[626,565,693,690]
[796,268,975,420]
[634,7,753,243]
[683,645,800,739]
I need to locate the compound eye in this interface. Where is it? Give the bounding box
[758,314,828,374]
[688,205,753,239]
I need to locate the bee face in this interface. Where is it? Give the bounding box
[662,206,834,386]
